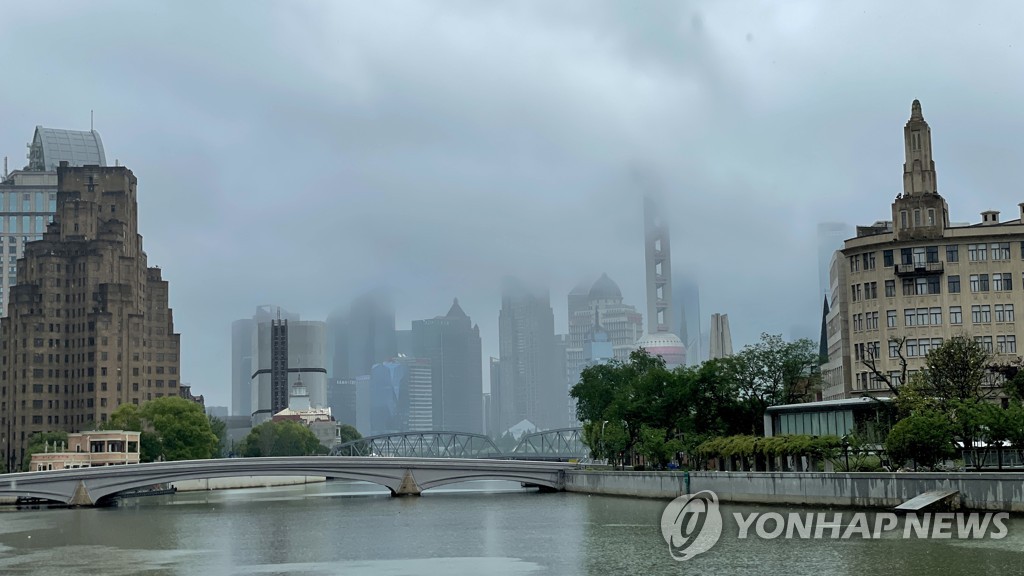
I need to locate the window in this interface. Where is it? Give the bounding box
[994,273,1013,291]
[976,336,994,353]
[996,304,1016,323]
[914,209,921,227]
[948,275,960,294]
[885,280,896,298]
[867,311,879,330]
[862,252,876,270]
[904,309,915,326]
[907,339,919,357]
[993,243,1011,261]
[919,338,932,356]
[889,340,900,358]
[970,274,990,292]
[926,246,939,263]
[916,308,929,326]
[913,247,926,266]
[901,248,913,265]
[900,210,908,229]
[927,277,940,294]
[998,335,1018,354]
[950,306,963,325]
[883,250,894,267]
[865,282,877,299]
[902,278,914,296]
[968,244,987,261]
[850,256,860,272]
[887,310,897,328]
[947,245,959,262]
[930,307,942,325]
[972,305,992,324]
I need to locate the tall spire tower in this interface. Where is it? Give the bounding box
[636,193,686,367]
[891,99,949,241]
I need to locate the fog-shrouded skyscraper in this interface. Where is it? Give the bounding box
[250,318,327,425]
[412,299,482,433]
[232,305,298,417]
[0,126,108,318]
[345,291,397,380]
[637,195,686,367]
[1,163,180,470]
[673,275,703,365]
[817,222,855,299]
[398,356,432,431]
[709,313,734,359]
[566,274,643,387]
[497,278,564,434]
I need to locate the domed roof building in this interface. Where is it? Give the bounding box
[635,333,687,369]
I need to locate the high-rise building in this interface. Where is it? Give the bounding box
[497,278,564,434]
[1,163,179,470]
[821,251,851,400]
[708,313,734,359]
[838,100,1024,400]
[565,274,643,388]
[325,308,348,381]
[411,299,482,433]
[817,223,855,300]
[488,357,501,437]
[0,127,107,317]
[369,361,403,435]
[673,275,703,365]
[637,195,686,368]
[345,291,397,380]
[232,305,297,417]
[398,356,432,431]
[250,318,327,425]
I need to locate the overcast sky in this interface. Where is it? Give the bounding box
[3,1,1024,409]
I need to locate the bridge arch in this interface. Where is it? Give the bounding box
[511,427,588,460]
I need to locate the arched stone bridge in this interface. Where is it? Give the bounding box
[0,456,575,507]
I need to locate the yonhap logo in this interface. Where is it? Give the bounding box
[660,490,723,561]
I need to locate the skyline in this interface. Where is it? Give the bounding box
[5,2,1024,408]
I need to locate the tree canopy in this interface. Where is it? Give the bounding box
[238,420,326,457]
[105,397,219,462]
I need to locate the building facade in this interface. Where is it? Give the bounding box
[411,299,482,433]
[496,278,564,434]
[29,429,141,471]
[398,355,432,432]
[1,163,180,471]
[838,100,1024,399]
[639,195,686,367]
[231,305,297,417]
[0,127,107,318]
[250,318,327,425]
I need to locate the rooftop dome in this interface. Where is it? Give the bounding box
[28,126,106,171]
[636,332,687,368]
[636,333,684,347]
[589,273,622,302]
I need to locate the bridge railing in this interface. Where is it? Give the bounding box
[329,428,589,460]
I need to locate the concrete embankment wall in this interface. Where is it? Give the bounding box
[172,476,326,492]
[565,470,1024,512]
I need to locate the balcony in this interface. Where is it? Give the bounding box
[894,261,944,277]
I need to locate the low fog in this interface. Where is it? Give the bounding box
[3,1,1024,407]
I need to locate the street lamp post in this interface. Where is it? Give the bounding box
[600,420,609,464]
[841,435,850,472]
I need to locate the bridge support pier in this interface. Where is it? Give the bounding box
[391,470,422,497]
[69,481,95,507]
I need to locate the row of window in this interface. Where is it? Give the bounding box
[852,272,1017,301]
[853,304,1015,332]
[850,242,1024,273]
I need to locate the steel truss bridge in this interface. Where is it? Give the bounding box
[330,428,589,461]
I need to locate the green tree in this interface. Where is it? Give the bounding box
[728,333,821,434]
[106,397,218,461]
[914,335,996,411]
[209,416,227,458]
[22,431,68,471]
[238,420,324,457]
[884,411,955,470]
[336,424,362,445]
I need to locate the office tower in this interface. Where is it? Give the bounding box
[0,126,107,317]
[411,299,482,433]
[1,163,179,470]
[325,308,348,381]
[346,291,397,380]
[488,357,501,437]
[674,276,703,365]
[818,222,855,300]
[398,356,432,431]
[250,318,327,425]
[565,274,643,389]
[497,278,563,434]
[709,313,734,359]
[637,196,686,367]
[369,361,403,435]
[232,305,297,417]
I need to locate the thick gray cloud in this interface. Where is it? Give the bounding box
[3,1,1024,407]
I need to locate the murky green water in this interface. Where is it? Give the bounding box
[0,480,1021,575]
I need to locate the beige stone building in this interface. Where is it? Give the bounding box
[831,100,1024,399]
[1,163,179,471]
[29,429,141,471]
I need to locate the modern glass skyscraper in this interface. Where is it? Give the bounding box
[411,299,482,433]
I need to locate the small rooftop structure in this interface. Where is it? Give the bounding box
[29,430,141,471]
[27,126,106,171]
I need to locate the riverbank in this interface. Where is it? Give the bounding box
[565,470,1024,511]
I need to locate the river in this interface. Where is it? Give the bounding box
[0,480,1022,575]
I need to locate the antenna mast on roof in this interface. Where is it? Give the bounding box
[90,110,94,131]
